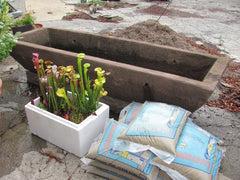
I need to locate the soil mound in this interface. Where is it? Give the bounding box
[112,19,221,56]
[112,19,196,51]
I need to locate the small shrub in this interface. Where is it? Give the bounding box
[0,0,18,62]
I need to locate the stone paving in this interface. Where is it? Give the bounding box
[1,0,240,179]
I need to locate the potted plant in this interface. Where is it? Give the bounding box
[0,0,19,62]
[11,13,35,34]
[25,53,110,157]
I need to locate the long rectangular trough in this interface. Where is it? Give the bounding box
[11,28,229,112]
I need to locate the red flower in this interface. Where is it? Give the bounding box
[32,53,39,70]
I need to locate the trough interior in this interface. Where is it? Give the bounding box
[21,28,217,81]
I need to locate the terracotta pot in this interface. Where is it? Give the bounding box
[34,23,43,28]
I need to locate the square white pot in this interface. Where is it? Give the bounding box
[25,96,109,157]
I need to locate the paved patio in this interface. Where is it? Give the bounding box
[0,0,240,179]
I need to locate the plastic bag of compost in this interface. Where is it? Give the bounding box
[89,159,141,180]
[86,120,159,180]
[119,101,144,125]
[151,119,223,180]
[117,101,191,163]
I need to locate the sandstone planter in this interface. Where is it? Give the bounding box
[25,96,109,157]
[11,28,228,112]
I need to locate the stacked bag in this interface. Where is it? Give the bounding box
[84,101,223,180]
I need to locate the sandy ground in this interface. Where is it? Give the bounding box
[25,0,75,21]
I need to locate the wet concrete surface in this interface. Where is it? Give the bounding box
[0,58,47,176]
[1,57,240,180]
[1,0,240,179]
[191,105,240,180]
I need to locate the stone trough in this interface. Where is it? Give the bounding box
[11,28,228,112]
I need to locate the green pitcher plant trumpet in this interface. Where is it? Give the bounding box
[32,53,109,124]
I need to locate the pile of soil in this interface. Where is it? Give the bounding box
[111,19,222,56]
[62,12,94,21]
[97,15,123,23]
[62,11,122,23]
[112,19,195,50]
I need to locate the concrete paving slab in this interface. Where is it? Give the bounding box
[0,143,104,180]
[1,0,240,179]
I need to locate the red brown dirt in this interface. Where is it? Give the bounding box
[62,12,94,21]
[138,4,203,18]
[62,11,122,23]
[207,61,240,112]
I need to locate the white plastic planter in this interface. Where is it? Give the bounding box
[25,96,109,157]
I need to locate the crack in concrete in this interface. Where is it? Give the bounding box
[0,117,26,139]
[67,164,81,180]
[61,152,82,180]
[36,175,53,180]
